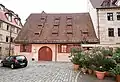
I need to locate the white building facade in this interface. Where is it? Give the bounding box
[0,4,22,59]
[86,0,120,47]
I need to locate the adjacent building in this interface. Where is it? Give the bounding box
[14,11,98,61]
[85,0,120,47]
[0,4,22,59]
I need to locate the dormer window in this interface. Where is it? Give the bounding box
[5,13,12,21]
[53,17,60,26]
[15,18,20,25]
[38,24,43,28]
[0,6,4,11]
[0,4,5,11]
[40,16,46,23]
[34,32,40,35]
[66,17,72,25]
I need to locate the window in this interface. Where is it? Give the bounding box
[0,22,2,28]
[66,17,72,25]
[10,37,14,42]
[118,28,120,37]
[108,28,114,37]
[15,19,20,25]
[0,47,2,57]
[107,13,113,21]
[54,18,60,25]
[40,17,46,23]
[0,6,4,11]
[117,12,120,20]
[38,24,43,28]
[58,44,81,53]
[20,44,32,52]
[34,32,40,35]
[6,14,12,21]
[7,25,9,30]
[11,27,15,33]
[52,25,59,36]
[61,45,67,53]
[6,36,9,42]
[0,34,2,41]
[17,28,20,33]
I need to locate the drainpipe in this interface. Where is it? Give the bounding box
[97,9,100,43]
[8,12,13,56]
[55,44,57,62]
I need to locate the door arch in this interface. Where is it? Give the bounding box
[38,46,52,61]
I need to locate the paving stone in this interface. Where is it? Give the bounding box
[0,61,115,82]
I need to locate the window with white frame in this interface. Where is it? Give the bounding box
[0,34,2,41]
[0,22,2,28]
[118,28,120,37]
[108,28,114,37]
[117,12,120,20]
[107,13,113,21]
[61,45,67,53]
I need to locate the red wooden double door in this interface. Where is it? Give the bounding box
[38,46,52,61]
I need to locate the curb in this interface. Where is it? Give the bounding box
[75,71,81,82]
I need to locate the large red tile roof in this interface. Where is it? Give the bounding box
[15,12,99,44]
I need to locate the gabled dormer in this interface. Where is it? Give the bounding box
[5,10,13,22]
[0,4,5,11]
[53,17,60,26]
[101,0,111,7]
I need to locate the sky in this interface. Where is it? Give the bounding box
[0,0,88,24]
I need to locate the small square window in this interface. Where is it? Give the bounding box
[107,13,113,21]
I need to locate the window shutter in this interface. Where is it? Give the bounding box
[26,45,29,52]
[58,45,61,53]
[20,44,23,52]
[29,44,32,52]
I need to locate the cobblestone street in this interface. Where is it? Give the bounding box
[0,61,115,82]
[0,62,79,82]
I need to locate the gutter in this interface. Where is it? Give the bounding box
[97,9,100,43]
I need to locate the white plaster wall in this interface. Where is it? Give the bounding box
[57,53,70,62]
[98,9,120,44]
[0,22,20,56]
[87,0,98,38]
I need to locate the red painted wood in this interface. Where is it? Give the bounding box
[38,46,52,61]
[20,44,23,52]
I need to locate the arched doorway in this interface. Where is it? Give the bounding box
[38,46,52,61]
